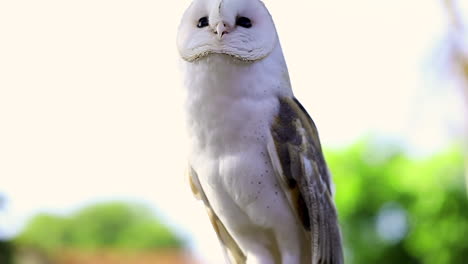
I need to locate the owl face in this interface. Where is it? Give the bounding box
[177,0,278,62]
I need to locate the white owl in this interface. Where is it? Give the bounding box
[177,0,344,263]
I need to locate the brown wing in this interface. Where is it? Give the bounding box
[267,97,344,264]
[188,166,247,264]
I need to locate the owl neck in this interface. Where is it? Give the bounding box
[182,43,293,101]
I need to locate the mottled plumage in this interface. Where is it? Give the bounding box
[177,0,344,263]
[268,97,343,264]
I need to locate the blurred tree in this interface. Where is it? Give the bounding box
[15,202,182,252]
[15,214,69,252]
[443,0,468,192]
[0,193,13,264]
[0,241,13,264]
[326,139,468,264]
[444,0,468,85]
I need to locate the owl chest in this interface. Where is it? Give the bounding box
[186,93,281,206]
[187,93,277,156]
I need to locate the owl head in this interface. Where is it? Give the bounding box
[177,0,278,62]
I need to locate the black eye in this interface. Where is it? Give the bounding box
[236,17,252,28]
[197,17,209,28]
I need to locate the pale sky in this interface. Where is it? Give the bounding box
[0,0,466,263]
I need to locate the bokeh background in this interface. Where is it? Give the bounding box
[1,0,467,263]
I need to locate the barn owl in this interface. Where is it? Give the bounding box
[177,0,344,263]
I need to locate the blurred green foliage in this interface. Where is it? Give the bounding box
[15,202,182,252]
[326,139,468,264]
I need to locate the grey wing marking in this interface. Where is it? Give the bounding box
[188,166,247,264]
[267,97,344,264]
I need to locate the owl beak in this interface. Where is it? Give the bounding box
[215,22,228,40]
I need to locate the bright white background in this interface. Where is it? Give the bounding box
[0,0,466,263]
